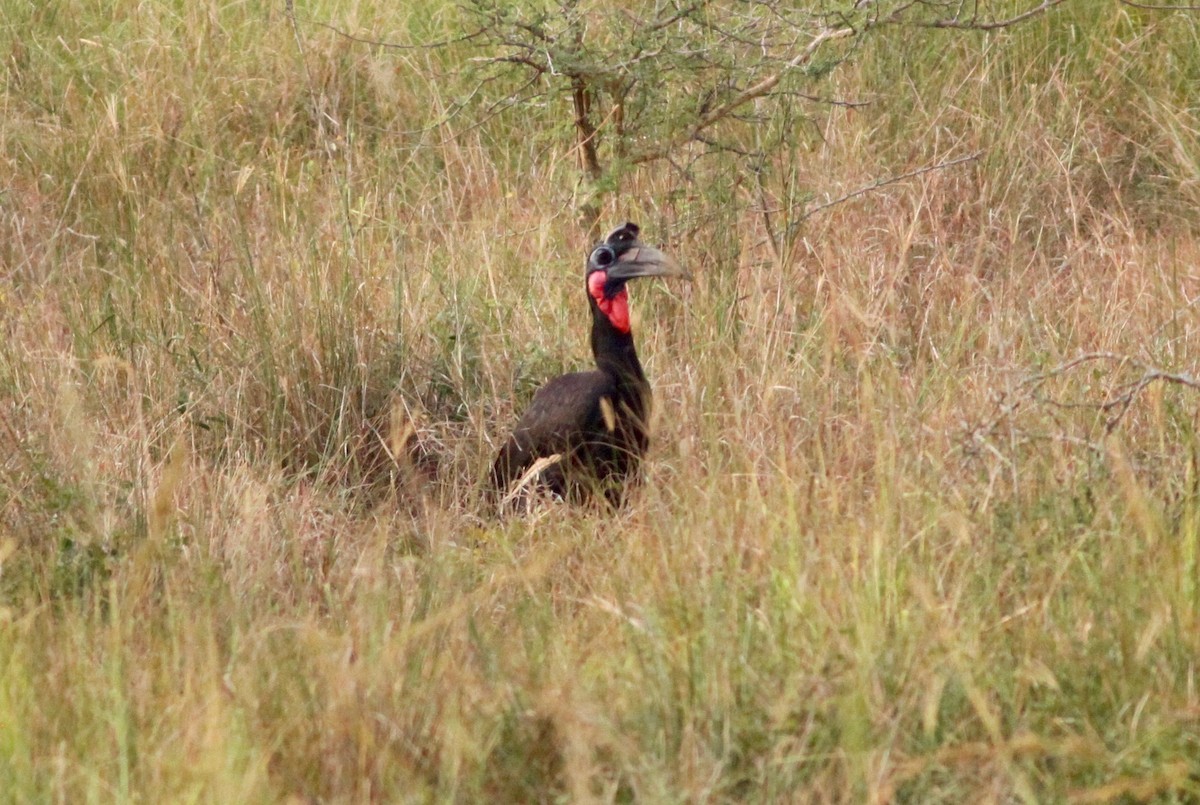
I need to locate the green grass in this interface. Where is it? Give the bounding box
[3,0,1200,801]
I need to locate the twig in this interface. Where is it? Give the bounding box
[964,350,1200,470]
[291,14,490,50]
[1101,369,1200,431]
[1017,352,1134,389]
[1017,352,1200,433]
[283,0,338,153]
[901,0,1072,30]
[794,151,982,223]
[643,2,707,32]
[773,90,873,109]
[1020,432,1106,454]
[1119,0,1200,9]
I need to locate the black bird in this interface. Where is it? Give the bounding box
[491,222,687,507]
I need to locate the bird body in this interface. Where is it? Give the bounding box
[491,223,684,507]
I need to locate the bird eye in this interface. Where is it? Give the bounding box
[591,245,615,268]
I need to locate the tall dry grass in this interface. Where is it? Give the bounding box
[3,0,1200,800]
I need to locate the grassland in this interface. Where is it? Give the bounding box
[3,0,1200,801]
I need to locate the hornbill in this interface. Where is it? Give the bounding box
[491,222,687,507]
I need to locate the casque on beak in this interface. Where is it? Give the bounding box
[606,244,690,281]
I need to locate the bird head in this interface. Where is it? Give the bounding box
[586,222,687,334]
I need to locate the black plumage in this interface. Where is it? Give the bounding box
[491,222,685,507]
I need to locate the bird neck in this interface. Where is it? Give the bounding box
[590,300,648,392]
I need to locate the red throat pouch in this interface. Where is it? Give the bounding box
[588,272,631,333]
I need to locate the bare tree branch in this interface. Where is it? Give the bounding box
[773,90,872,109]
[1119,0,1200,9]
[470,54,548,71]
[898,0,1073,30]
[1017,352,1200,433]
[641,2,707,33]
[963,348,1200,471]
[292,15,489,50]
[1101,369,1200,431]
[1018,352,1135,388]
[283,0,339,156]
[794,151,982,222]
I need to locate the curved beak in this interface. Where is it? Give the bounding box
[607,244,690,281]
